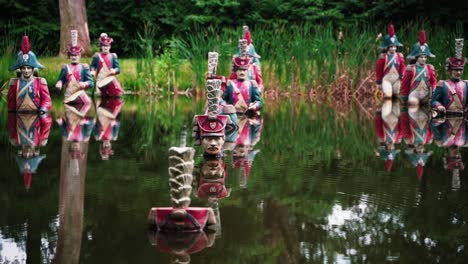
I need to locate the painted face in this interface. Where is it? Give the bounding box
[101,45,111,53]
[449,68,463,80]
[71,142,81,152]
[387,45,397,54]
[20,66,33,78]
[201,136,225,155]
[201,159,224,178]
[70,54,81,64]
[236,68,248,80]
[416,55,427,66]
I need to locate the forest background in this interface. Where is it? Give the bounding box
[1,0,468,93]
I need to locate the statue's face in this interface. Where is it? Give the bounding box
[20,66,33,78]
[71,142,81,152]
[449,68,463,80]
[101,45,111,53]
[416,55,427,66]
[70,54,81,64]
[202,136,225,155]
[387,45,397,54]
[201,159,224,178]
[236,68,247,80]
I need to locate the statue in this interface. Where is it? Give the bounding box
[401,30,437,105]
[223,59,262,115]
[8,112,52,189]
[93,97,123,160]
[90,33,124,97]
[56,30,94,105]
[376,24,405,99]
[193,52,238,156]
[242,25,261,69]
[147,127,216,232]
[375,99,403,172]
[432,38,468,115]
[7,35,51,114]
[229,39,264,92]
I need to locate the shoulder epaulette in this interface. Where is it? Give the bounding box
[406,64,414,72]
[9,78,17,86]
[378,53,385,59]
[428,64,435,70]
[436,80,445,87]
[93,52,100,57]
[39,77,47,85]
[112,53,118,58]
[82,63,90,69]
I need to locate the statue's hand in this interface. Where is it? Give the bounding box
[56,81,63,91]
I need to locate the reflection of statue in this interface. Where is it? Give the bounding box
[194,156,231,200]
[444,146,464,191]
[401,106,433,179]
[401,30,437,105]
[432,38,468,115]
[93,98,123,160]
[148,230,216,264]
[7,35,52,114]
[56,30,94,104]
[375,99,402,171]
[8,113,52,189]
[90,33,123,97]
[232,115,263,188]
[432,116,468,191]
[376,24,405,99]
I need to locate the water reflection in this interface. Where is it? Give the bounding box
[402,105,433,180]
[230,114,263,188]
[8,112,52,190]
[432,117,467,191]
[93,97,123,160]
[54,102,94,263]
[375,99,402,172]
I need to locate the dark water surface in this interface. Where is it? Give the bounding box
[1,95,467,263]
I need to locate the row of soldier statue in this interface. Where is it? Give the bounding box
[376,24,468,115]
[7,30,123,116]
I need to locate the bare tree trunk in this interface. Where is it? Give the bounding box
[58,0,92,57]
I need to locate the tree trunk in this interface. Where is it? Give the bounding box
[58,0,92,57]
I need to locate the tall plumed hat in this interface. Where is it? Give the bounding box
[407,30,435,60]
[446,38,467,70]
[68,30,82,56]
[380,24,403,49]
[99,33,113,46]
[9,35,45,71]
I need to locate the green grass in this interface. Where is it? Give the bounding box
[1,21,466,95]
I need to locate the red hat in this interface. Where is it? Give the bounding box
[67,30,82,56]
[232,56,250,71]
[195,115,227,137]
[99,33,113,46]
[70,150,83,160]
[23,172,32,190]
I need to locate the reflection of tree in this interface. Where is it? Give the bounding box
[53,140,88,264]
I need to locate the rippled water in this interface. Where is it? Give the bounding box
[0,95,467,263]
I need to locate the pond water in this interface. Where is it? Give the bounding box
[0,95,467,263]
